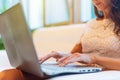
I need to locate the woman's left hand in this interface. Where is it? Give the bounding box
[58,53,96,67]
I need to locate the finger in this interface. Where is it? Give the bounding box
[57,56,69,63]
[58,55,74,67]
[39,57,48,64]
[39,54,52,63]
[39,51,59,63]
[65,53,82,62]
[59,54,81,66]
[58,56,77,67]
[59,61,69,67]
[60,54,76,62]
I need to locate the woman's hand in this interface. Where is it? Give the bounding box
[39,51,70,63]
[58,53,96,67]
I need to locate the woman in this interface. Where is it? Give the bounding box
[40,0,120,70]
[0,0,120,80]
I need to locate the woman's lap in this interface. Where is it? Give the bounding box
[0,69,24,80]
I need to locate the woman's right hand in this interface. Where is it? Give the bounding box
[39,51,70,64]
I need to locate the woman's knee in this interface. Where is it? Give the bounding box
[0,69,24,80]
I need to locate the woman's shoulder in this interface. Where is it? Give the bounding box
[85,18,100,29]
[86,18,97,25]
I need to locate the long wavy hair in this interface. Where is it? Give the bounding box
[94,0,120,36]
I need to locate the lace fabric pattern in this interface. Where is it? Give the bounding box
[80,19,120,58]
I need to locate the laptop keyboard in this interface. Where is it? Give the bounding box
[41,63,102,75]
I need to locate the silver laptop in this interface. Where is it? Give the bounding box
[0,3,102,79]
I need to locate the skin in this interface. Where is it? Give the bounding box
[40,0,120,70]
[92,0,111,18]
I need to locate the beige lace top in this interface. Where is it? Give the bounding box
[80,19,120,58]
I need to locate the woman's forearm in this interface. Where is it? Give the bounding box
[94,55,120,70]
[70,43,120,70]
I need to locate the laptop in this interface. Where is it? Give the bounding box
[0,3,102,79]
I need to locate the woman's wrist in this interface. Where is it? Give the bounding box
[82,53,97,64]
[90,54,97,64]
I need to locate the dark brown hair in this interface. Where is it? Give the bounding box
[94,0,120,35]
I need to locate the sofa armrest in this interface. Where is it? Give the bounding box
[33,24,85,57]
